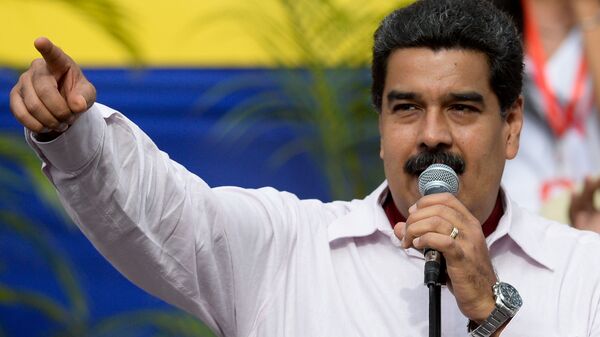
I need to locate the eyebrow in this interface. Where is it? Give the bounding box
[448,92,484,104]
[385,90,486,107]
[386,90,420,103]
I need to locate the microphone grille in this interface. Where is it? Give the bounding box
[418,163,459,196]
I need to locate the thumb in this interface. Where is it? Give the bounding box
[66,81,97,114]
[34,37,73,79]
[67,94,88,114]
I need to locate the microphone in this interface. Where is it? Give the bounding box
[418,163,459,286]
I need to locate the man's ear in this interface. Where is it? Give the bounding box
[504,95,524,160]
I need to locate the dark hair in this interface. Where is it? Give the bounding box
[371,0,524,116]
[488,0,524,35]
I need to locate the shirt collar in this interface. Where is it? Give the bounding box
[327,182,396,244]
[327,181,556,271]
[501,190,555,271]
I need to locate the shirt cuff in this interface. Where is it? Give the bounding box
[28,103,106,173]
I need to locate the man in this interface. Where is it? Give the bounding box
[9,0,600,336]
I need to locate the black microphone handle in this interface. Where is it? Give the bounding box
[424,248,446,286]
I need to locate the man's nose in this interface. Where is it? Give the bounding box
[419,110,452,149]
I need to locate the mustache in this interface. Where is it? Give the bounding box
[404,150,465,176]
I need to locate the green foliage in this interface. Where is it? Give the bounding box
[0,69,219,333]
[1,1,417,336]
[0,0,212,335]
[0,134,68,222]
[88,311,216,337]
[193,0,413,199]
[0,211,87,327]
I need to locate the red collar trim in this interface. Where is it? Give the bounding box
[383,192,503,238]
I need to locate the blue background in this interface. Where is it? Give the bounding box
[0,67,380,336]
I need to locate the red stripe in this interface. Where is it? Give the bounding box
[522,0,588,137]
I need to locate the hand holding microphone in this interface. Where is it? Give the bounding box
[399,163,499,323]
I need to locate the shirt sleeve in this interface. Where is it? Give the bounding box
[25,103,304,337]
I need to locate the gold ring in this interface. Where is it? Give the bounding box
[450,227,459,239]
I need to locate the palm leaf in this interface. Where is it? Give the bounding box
[88,310,216,337]
[0,212,88,325]
[188,0,411,199]
[0,134,69,223]
[0,283,71,325]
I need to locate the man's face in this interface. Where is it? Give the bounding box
[379,48,522,222]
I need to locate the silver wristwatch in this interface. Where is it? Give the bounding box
[469,281,522,337]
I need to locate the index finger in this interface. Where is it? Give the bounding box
[33,37,72,78]
[411,193,482,232]
[413,193,472,220]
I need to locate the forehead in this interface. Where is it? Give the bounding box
[384,47,494,100]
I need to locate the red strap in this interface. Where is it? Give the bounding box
[383,193,406,225]
[522,0,588,137]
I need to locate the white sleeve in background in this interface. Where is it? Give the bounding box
[25,103,308,337]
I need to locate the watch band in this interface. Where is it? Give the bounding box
[469,306,510,337]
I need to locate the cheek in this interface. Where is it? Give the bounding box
[380,132,399,166]
[379,119,423,168]
[381,130,407,160]
[459,127,506,173]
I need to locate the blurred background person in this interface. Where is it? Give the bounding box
[493,0,600,232]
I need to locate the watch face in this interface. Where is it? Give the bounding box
[498,282,522,310]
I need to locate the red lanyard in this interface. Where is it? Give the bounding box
[522,0,588,137]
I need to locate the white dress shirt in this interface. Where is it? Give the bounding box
[28,103,600,337]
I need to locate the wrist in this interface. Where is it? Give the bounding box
[470,298,496,323]
[33,129,66,142]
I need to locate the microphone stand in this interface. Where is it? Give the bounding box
[428,283,441,337]
[424,249,445,337]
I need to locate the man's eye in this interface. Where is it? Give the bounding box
[450,104,479,113]
[393,104,418,112]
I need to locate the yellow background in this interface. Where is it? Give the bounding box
[1,0,399,67]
